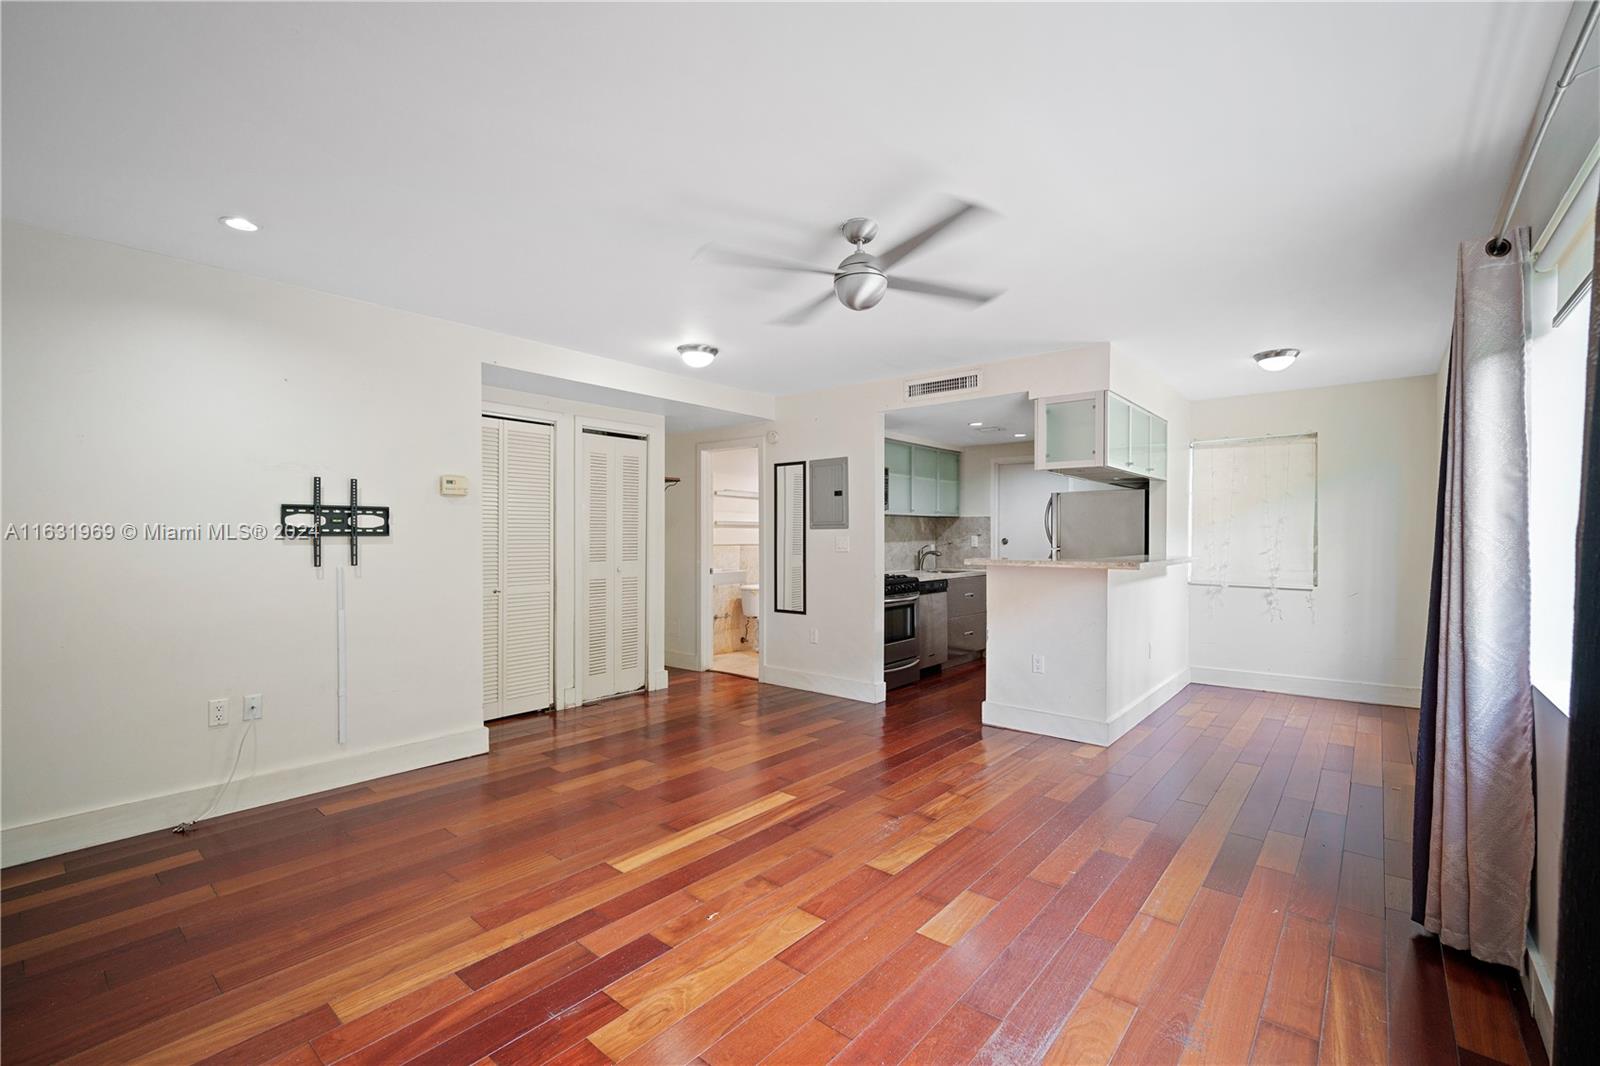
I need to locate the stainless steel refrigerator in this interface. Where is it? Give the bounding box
[1044,486,1147,560]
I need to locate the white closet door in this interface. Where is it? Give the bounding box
[483,416,554,720]
[613,436,647,694]
[581,431,647,700]
[482,421,502,715]
[500,421,555,714]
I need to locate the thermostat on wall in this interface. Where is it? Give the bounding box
[439,475,469,497]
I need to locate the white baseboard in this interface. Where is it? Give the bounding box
[664,648,699,671]
[1523,934,1555,1054]
[1190,666,1420,708]
[648,668,670,691]
[985,668,1189,747]
[759,663,886,705]
[1,726,490,867]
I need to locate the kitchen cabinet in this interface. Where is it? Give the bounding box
[885,439,961,516]
[1035,390,1168,484]
[946,573,986,663]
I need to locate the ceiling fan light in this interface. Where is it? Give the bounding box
[1252,348,1300,372]
[678,343,718,369]
[834,269,888,311]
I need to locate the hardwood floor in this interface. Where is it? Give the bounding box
[1,664,1546,1065]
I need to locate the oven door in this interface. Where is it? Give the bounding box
[884,594,917,646]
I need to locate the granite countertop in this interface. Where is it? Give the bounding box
[886,569,986,579]
[962,556,1194,572]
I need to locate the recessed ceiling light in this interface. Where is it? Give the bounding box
[219,216,259,232]
[1013,433,1027,438]
[1252,348,1300,372]
[969,421,984,427]
[678,343,718,369]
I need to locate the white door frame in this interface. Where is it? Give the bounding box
[697,437,766,674]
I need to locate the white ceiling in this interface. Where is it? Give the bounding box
[1,3,1575,400]
[886,393,1035,449]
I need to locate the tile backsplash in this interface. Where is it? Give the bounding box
[885,515,991,571]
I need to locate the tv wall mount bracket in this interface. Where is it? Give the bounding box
[281,477,390,567]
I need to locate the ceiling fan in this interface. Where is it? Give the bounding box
[698,198,1003,325]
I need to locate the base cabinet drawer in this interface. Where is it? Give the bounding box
[948,611,987,654]
[946,575,986,615]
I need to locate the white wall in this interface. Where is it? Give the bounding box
[2,224,485,861]
[2,224,752,862]
[1187,375,1439,706]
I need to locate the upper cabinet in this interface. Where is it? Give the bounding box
[885,439,961,516]
[1035,390,1168,483]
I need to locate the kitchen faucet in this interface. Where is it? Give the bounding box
[916,544,942,571]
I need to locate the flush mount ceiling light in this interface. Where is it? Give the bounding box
[968,421,984,427]
[1252,348,1300,372]
[218,216,259,232]
[1013,433,1027,438]
[678,343,718,369]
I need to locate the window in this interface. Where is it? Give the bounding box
[1189,433,1318,591]
[1527,288,1590,714]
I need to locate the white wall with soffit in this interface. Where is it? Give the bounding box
[665,344,1114,703]
[0,223,772,863]
[483,385,670,708]
[1186,375,1440,706]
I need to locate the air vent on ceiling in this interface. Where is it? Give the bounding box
[904,370,982,401]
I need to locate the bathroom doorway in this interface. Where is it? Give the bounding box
[699,442,761,679]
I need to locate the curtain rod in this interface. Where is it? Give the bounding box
[1488,0,1599,256]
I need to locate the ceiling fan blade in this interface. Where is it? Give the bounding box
[696,244,834,276]
[770,290,836,326]
[887,274,1002,306]
[874,199,992,269]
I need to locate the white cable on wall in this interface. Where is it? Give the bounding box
[336,566,348,745]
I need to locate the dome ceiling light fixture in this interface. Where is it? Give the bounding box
[1252,348,1301,372]
[697,198,1005,325]
[677,343,718,369]
[218,215,259,232]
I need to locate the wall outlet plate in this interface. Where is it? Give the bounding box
[834,534,849,552]
[208,698,228,727]
[1031,655,1045,674]
[244,694,263,721]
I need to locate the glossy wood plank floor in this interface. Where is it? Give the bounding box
[2,665,1547,1065]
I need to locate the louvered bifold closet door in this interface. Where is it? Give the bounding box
[483,416,555,720]
[581,431,648,701]
[612,436,647,694]
[499,420,555,715]
[482,421,502,716]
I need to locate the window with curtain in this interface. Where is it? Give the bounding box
[1528,287,1591,714]
[1189,433,1318,591]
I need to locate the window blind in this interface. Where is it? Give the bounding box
[1191,433,1318,590]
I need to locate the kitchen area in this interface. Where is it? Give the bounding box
[882,387,1190,744]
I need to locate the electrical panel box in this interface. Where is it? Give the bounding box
[808,457,848,530]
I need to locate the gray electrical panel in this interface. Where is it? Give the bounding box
[808,457,848,529]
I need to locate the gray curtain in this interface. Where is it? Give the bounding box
[1412,229,1536,969]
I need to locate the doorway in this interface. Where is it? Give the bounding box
[700,443,761,679]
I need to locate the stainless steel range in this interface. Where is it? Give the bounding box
[884,573,921,690]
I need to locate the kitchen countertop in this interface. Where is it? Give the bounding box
[962,556,1193,572]
[887,569,986,579]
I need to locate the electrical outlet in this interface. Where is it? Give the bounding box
[834,534,849,553]
[809,628,819,645]
[970,534,980,548]
[208,698,228,727]
[244,694,263,721]
[1031,655,1045,674]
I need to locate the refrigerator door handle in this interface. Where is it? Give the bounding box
[1043,495,1056,557]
